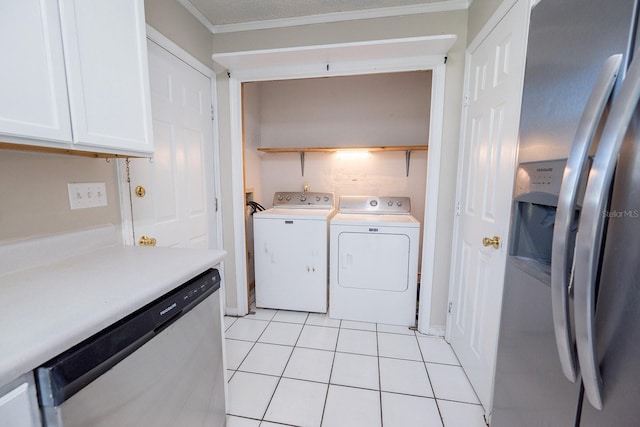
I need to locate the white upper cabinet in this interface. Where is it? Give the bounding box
[0,0,153,156]
[59,0,152,153]
[0,0,72,143]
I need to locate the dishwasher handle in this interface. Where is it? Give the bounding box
[37,269,220,407]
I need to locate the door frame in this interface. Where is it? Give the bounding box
[117,26,224,278]
[220,39,448,333]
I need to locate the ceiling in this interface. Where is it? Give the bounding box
[178,0,470,33]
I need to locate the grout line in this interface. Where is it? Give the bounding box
[435,396,485,406]
[376,353,423,362]
[226,369,236,383]
[444,362,483,406]
[319,322,340,427]
[376,322,384,427]
[257,311,282,422]
[415,330,444,426]
[223,316,238,332]
[376,331,416,337]
[226,414,263,423]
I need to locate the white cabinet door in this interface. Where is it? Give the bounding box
[0,0,72,143]
[254,218,328,313]
[0,373,41,427]
[59,0,153,153]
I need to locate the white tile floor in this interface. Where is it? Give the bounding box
[224,307,487,427]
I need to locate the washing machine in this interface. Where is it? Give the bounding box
[330,196,420,326]
[254,192,335,313]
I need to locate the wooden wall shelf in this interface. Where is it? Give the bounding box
[257,145,428,153]
[257,146,428,176]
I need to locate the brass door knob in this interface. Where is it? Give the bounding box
[139,235,157,246]
[482,235,500,249]
[135,185,146,197]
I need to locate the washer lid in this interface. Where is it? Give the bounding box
[254,207,335,220]
[331,212,420,227]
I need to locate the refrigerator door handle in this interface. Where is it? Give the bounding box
[574,52,640,411]
[552,54,622,384]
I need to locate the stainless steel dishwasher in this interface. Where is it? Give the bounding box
[35,268,225,426]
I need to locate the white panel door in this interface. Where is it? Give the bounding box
[129,40,216,249]
[448,0,529,413]
[59,0,152,152]
[0,0,71,143]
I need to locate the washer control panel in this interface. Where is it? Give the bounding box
[339,196,411,214]
[273,192,334,208]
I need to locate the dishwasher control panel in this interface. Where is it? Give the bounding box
[152,268,221,324]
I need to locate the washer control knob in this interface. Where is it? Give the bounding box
[316,196,321,202]
[300,194,307,202]
[324,196,330,201]
[397,201,403,207]
[285,195,291,201]
[388,200,394,206]
[277,194,283,201]
[370,200,378,207]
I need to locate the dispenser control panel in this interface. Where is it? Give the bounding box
[514,159,567,200]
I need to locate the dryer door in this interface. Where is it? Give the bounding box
[337,231,410,291]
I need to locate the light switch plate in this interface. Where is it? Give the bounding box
[68,182,108,210]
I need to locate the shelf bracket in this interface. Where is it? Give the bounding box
[405,149,412,177]
[300,151,305,176]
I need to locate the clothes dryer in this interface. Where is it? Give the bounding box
[254,192,334,313]
[330,196,420,326]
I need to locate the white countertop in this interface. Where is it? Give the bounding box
[0,226,225,387]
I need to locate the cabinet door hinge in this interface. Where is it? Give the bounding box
[211,106,215,121]
[448,301,453,314]
[455,200,461,217]
[463,92,470,107]
[215,197,219,212]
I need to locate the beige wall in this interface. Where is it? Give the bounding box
[255,72,431,149]
[144,0,215,69]
[213,10,467,329]
[0,150,121,242]
[467,0,506,44]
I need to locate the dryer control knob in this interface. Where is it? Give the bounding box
[397,201,403,207]
[324,196,330,201]
[300,195,307,202]
[316,196,321,201]
[286,195,291,201]
[388,201,394,206]
[277,194,284,201]
[370,200,378,207]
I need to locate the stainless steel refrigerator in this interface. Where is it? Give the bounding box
[492,0,640,425]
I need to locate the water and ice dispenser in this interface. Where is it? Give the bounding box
[508,159,585,278]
